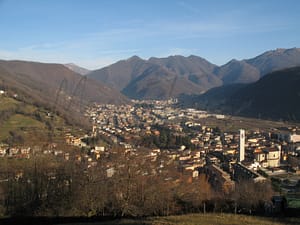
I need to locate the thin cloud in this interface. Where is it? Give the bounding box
[177,1,201,14]
[0,19,241,69]
[0,11,297,70]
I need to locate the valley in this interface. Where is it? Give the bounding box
[0,48,300,222]
[1,1,300,224]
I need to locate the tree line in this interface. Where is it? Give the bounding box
[139,125,194,149]
[0,148,274,218]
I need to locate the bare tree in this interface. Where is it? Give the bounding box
[231,180,274,214]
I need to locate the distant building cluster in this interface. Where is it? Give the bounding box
[84,99,300,193]
[2,99,300,202]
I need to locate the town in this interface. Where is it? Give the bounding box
[86,99,300,213]
[1,99,300,216]
[85,99,300,177]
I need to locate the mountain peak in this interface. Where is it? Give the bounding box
[275,48,286,52]
[64,63,90,75]
[228,59,239,63]
[255,47,300,58]
[127,55,142,61]
[87,47,300,100]
[65,63,77,66]
[246,47,300,75]
[188,54,205,59]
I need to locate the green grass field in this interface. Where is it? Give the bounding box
[0,114,46,141]
[0,96,74,145]
[0,96,19,111]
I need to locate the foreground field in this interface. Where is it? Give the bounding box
[149,214,300,225]
[52,213,300,225]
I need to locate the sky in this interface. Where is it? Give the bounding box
[0,0,300,69]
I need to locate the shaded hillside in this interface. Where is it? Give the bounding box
[87,48,300,100]
[178,83,246,113]
[89,55,222,99]
[180,67,300,121]
[88,56,151,90]
[215,48,300,85]
[230,67,300,120]
[122,65,202,99]
[149,55,222,92]
[215,60,260,84]
[0,60,129,110]
[149,55,217,75]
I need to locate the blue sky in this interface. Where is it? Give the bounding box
[0,0,300,69]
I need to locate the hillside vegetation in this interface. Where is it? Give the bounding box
[0,60,128,120]
[0,94,77,146]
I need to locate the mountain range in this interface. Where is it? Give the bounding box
[0,60,128,119]
[64,63,91,75]
[179,67,300,121]
[88,55,221,99]
[0,47,300,122]
[87,48,300,100]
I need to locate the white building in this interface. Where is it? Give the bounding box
[254,147,281,168]
[239,129,245,162]
[289,134,300,143]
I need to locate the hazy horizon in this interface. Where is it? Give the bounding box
[0,0,300,69]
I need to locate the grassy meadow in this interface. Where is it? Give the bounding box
[52,213,300,225]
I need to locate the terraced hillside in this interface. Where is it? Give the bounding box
[0,94,79,146]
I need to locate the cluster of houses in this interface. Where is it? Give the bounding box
[2,99,300,204]
[86,100,226,143]
[80,102,300,205]
[0,143,31,158]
